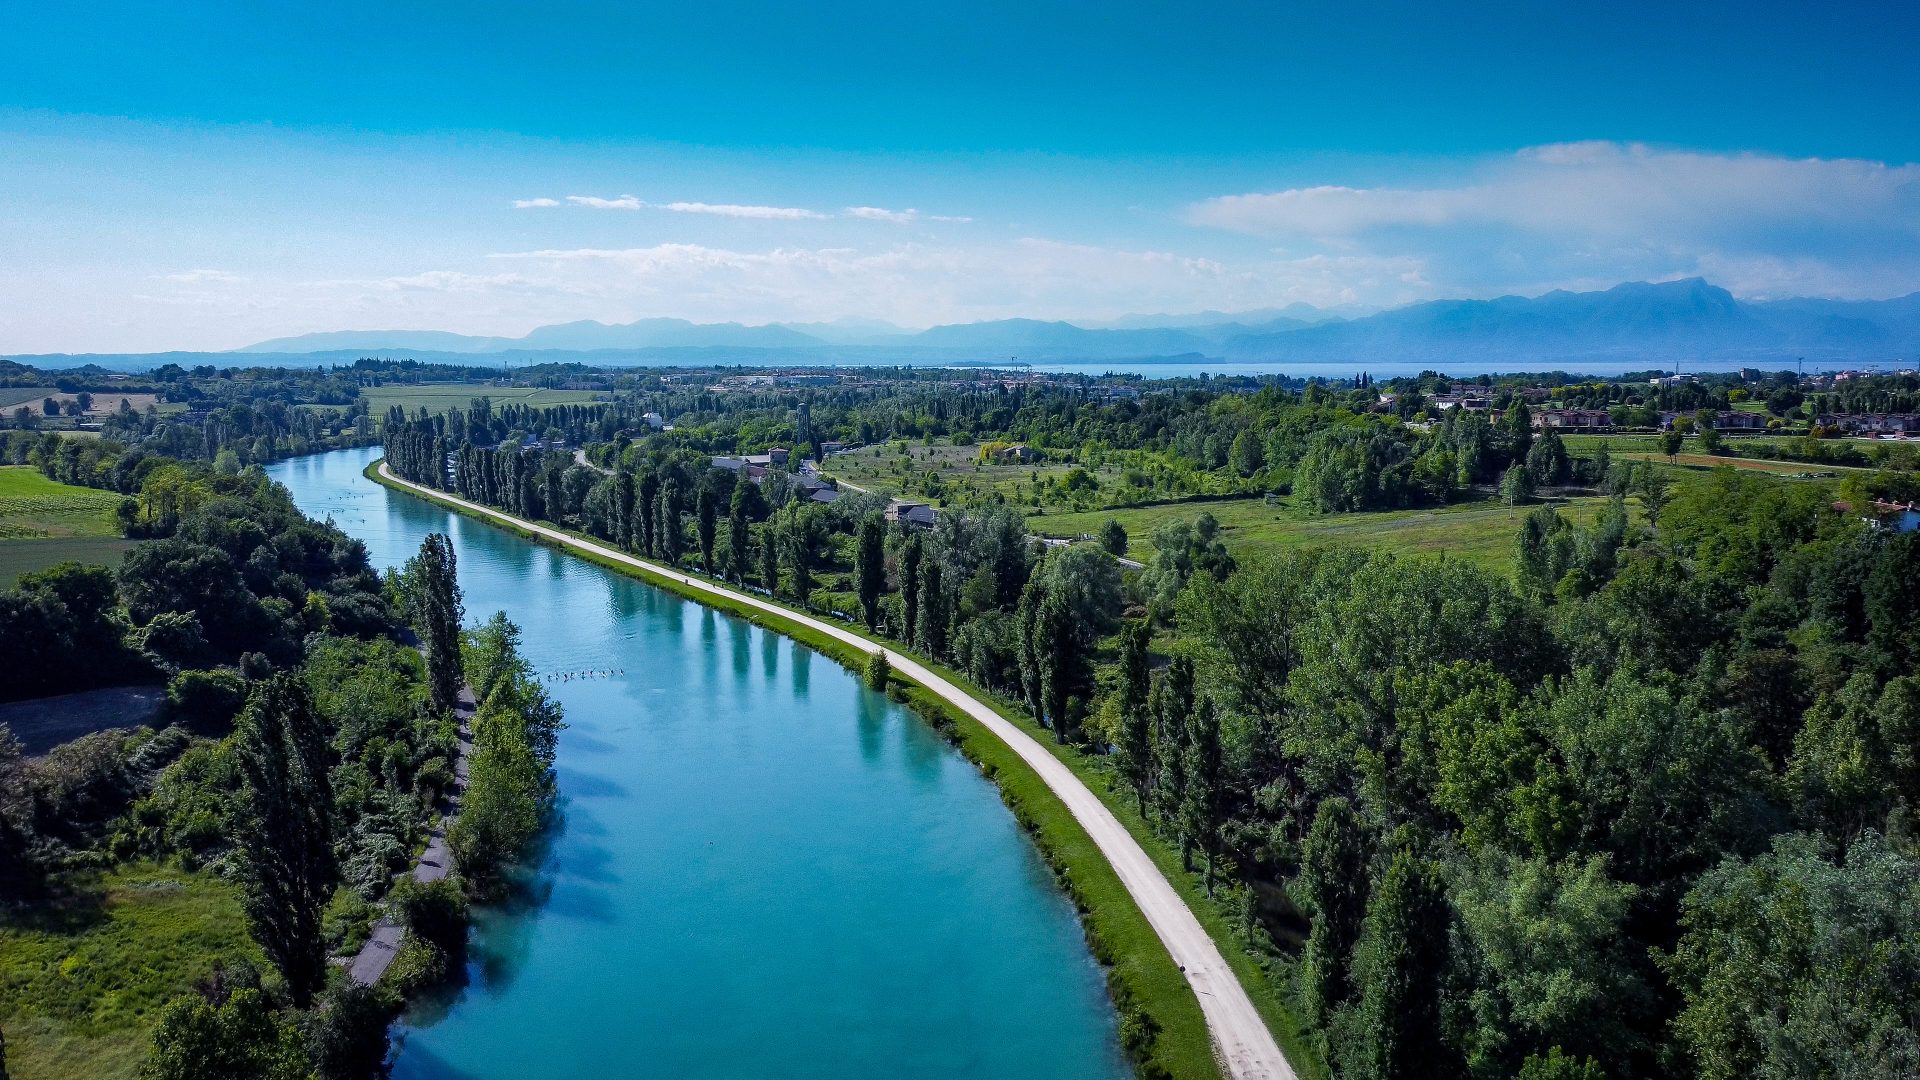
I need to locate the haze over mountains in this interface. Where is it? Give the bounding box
[213,278,1920,367]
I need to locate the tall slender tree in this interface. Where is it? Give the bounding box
[856,513,886,631]
[1152,657,1195,860]
[658,478,684,564]
[406,534,464,715]
[233,675,335,1008]
[696,483,719,571]
[728,482,752,584]
[1300,796,1371,1028]
[1338,849,1453,1080]
[1114,620,1154,811]
[759,522,780,595]
[917,559,947,658]
[899,532,923,649]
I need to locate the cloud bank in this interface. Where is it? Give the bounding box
[1189,142,1920,298]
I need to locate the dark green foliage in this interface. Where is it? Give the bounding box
[401,533,464,715]
[863,648,890,691]
[164,669,249,734]
[1332,849,1452,1080]
[1299,797,1368,1029]
[447,614,563,900]
[141,985,309,1080]
[232,675,336,1008]
[1664,832,1920,1080]
[1098,517,1128,556]
[303,982,399,1080]
[1113,621,1153,812]
[856,513,885,630]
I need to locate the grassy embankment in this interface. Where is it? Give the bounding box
[1032,492,1618,571]
[0,865,260,1080]
[0,466,138,585]
[366,460,1326,1080]
[358,383,611,418]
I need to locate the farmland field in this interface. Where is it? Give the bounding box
[1031,493,1626,571]
[361,382,611,419]
[0,467,125,539]
[0,387,60,410]
[0,467,136,584]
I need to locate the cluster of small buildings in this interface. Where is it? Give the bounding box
[711,448,843,505]
[1814,413,1920,437]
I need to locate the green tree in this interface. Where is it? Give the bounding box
[1151,658,1195,854]
[1661,425,1685,462]
[1098,517,1129,557]
[232,676,335,1008]
[658,478,684,564]
[1113,621,1154,813]
[900,532,923,648]
[404,533,464,715]
[696,483,719,570]
[759,522,780,594]
[856,513,886,630]
[142,987,308,1080]
[1501,462,1534,507]
[863,648,890,691]
[1333,849,1455,1080]
[1182,694,1226,892]
[916,558,947,658]
[1300,796,1370,1028]
[1665,832,1920,1080]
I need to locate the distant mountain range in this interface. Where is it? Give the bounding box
[234,279,1920,365]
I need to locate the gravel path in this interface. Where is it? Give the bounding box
[347,680,476,987]
[378,463,1296,1079]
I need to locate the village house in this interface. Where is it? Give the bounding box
[885,501,938,529]
[1532,408,1615,431]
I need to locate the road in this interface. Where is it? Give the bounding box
[378,463,1296,1079]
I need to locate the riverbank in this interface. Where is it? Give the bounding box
[367,460,1310,1080]
[346,679,476,987]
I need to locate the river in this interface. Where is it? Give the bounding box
[267,447,1126,1079]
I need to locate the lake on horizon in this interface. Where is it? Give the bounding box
[268,447,1126,1080]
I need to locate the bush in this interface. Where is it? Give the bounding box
[390,877,469,954]
[165,669,248,733]
[863,649,891,691]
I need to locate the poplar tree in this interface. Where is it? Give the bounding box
[406,534,464,715]
[1114,620,1153,812]
[1338,849,1453,1080]
[233,675,335,1008]
[760,523,780,594]
[727,484,751,583]
[899,533,923,648]
[1300,796,1370,1028]
[916,560,947,658]
[856,513,885,630]
[1152,657,1194,860]
[696,484,718,571]
[658,479,683,564]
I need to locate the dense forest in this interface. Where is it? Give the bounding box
[385,376,1920,1078]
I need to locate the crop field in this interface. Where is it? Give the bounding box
[0,865,259,1080]
[0,387,60,410]
[0,467,125,539]
[0,467,135,584]
[361,382,611,419]
[1031,493,1625,571]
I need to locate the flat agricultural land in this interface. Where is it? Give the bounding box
[0,467,137,584]
[1031,494,1622,571]
[0,467,125,540]
[361,382,610,418]
[2,391,171,417]
[0,387,61,411]
[0,865,259,1080]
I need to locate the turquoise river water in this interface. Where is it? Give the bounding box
[267,447,1126,1079]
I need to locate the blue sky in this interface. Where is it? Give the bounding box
[3,1,1917,352]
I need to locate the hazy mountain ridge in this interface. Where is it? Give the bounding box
[233,279,1920,363]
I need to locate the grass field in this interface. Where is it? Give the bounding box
[1031,494,1621,571]
[0,387,60,411]
[0,466,137,585]
[361,382,611,420]
[0,865,260,1080]
[0,467,126,539]
[822,441,1217,508]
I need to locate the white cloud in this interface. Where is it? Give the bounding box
[565,194,645,209]
[1186,143,1920,298]
[512,197,562,208]
[846,206,919,223]
[661,201,825,220]
[160,268,242,284]
[929,214,974,223]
